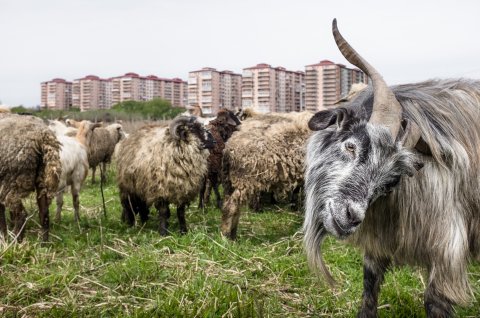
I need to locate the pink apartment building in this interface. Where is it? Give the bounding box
[241,64,305,113]
[41,78,72,110]
[188,67,242,115]
[72,75,112,112]
[112,73,186,108]
[304,60,368,111]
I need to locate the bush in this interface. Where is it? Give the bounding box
[112,98,185,120]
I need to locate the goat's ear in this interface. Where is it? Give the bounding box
[398,119,432,156]
[308,108,350,131]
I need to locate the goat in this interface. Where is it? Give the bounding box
[303,19,480,317]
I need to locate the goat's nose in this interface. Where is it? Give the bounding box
[346,205,363,227]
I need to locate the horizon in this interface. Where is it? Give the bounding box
[1,0,480,107]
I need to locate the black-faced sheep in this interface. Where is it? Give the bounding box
[115,116,215,235]
[0,114,61,241]
[55,121,101,222]
[198,109,241,209]
[220,111,313,239]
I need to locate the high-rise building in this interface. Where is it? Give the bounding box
[40,78,72,110]
[111,72,144,106]
[111,73,186,108]
[241,64,305,113]
[188,67,242,115]
[72,75,112,111]
[304,60,368,111]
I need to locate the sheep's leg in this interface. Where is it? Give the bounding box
[198,176,207,209]
[358,255,390,318]
[72,184,81,223]
[91,166,96,184]
[211,174,222,209]
[138,198,149,224]
[37,191,50,242]
[176,203,187,234]
[55,190,64,222]
[221,190,241,240]
[11,201,27,242]
[155,199,170,236]
[120,191,135,226]
[0,202,6,239]
[205,179,212,206]
[100,162,107,183]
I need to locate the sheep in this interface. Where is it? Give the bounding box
[220,110,313,239]
[54,121,101,222]
[66,119,125,184]
[0,113,61,241]
[115,116,215,235]
[198,109,241,209]
[47,119,78,137]
[303,19,480,317]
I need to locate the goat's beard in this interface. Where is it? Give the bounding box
[303,221,336,286]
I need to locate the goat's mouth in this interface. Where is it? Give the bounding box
[325,203,354,239]
[331,215,349,237]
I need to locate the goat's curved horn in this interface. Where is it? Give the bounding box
[332,18,402,140]
[169,116,191,140]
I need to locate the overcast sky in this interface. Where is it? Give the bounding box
[1,0,479,107]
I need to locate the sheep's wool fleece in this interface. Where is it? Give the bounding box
[116,124,209,205]
[0,114,61,203]
[224,111,313,200]
[88,126,119,168]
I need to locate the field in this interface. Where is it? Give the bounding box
[0,168,479,317]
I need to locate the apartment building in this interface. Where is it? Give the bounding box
[111,72,143,106]
[188,67,242,115]
[304,60,368,111]
[72,75,112,111]
[241,64,305,113]
[40,78,72,110]
[112,73,187,108]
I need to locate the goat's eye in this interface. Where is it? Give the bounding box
[345,142,356,154]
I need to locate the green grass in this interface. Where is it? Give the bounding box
[0,168,479,317]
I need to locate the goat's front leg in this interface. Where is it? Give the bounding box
[358,255,390,318]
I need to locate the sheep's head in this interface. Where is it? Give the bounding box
[170,116,215,149]
[75,120,102,147]
[212,109,241,141]
[107,123,126,142]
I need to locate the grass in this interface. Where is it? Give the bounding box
[0,168,479,317]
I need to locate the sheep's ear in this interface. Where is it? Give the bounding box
[308,108,350,131]
[228,112,241,126]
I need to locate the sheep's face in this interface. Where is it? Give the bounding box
[304,109,423,239]
[189,122,215,150]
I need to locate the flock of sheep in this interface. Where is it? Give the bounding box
[0,104,315,243]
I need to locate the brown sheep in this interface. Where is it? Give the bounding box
[198,109,241,209]
[0,114,62,241]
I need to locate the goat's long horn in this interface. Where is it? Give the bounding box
[332,18,402,140]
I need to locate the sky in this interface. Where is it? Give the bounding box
[1,0,479,107]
